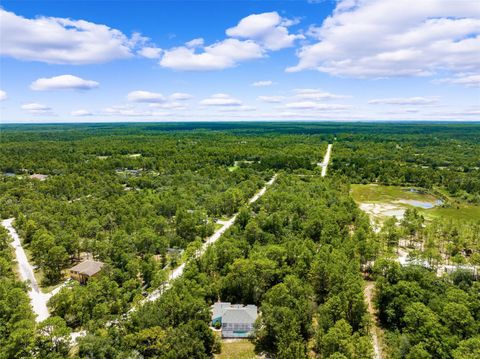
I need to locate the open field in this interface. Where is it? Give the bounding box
[352,183,480,223]
[351,184,440,204]
[215,340,257,359]
[351,184,443,223]
[425,204,480,221]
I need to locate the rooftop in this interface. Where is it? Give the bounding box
[29,174,48,181]
[212,302,257,324]
[69,260,104,276]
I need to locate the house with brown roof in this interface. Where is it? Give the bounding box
[69,260,104,284]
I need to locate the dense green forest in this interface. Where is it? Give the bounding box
[330,130,480,203]
[374,262,480,359]
[1,122,479,358]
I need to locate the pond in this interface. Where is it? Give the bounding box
[397,199,443,209]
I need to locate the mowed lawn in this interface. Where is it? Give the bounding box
[215,340,257,359]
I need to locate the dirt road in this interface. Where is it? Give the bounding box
[2,218,51,322]
[142,174,278,304]
[364,281,383,359]
[320,144,333,177]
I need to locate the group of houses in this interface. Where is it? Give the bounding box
[67,261,259,339]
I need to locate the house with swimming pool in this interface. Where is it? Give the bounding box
[211,302,258,338]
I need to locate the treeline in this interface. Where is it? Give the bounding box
[0,131,326,175]
[0,129,330,291]
[74,174,378,358]
[375,262,480,358]
[331,137,480,203]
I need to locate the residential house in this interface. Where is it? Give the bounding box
[29,174,48,181]
[69,260,104,284]
[212,302,258,338]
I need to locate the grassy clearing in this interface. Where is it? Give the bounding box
[215,340,257,359]
[352,184,480,223]
[424,205,480,221]
[351,184,438,203]
[228,166,239,172]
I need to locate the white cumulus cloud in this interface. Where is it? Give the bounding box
[138,46,162,59]
[71,109,93,116]
[435,73,480,87]
[21,102,54,115]
[257,95,285,103]
[160,38,263,71]
[200,93,243,106]
[285,101,350,110]
[185,38,204,48]
[288,0,480,78]
[30,75,99,91]
[149,102,187,110]
[226,11,303,50]
[102,104,170,117]
[159,12,303,71]
[169,92,193,101]
[368,97,439,105]
[294,89,349,100]
[0,9,156,64]
[252,80,274,87]
[127,90,165,103]
[0,90,7,101]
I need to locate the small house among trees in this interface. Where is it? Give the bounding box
[29,174,48,181]
[211,302,258,338]
[69,260,104,284]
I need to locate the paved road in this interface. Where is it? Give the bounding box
[320,144,333,177]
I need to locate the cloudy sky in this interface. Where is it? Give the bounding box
[0,0,479,123]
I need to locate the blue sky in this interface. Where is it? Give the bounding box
[0,0,479,123]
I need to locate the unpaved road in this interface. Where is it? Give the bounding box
[320,144,333,177]
[364,281,383,359]
[2,218,51,322]
[142,174,278,305]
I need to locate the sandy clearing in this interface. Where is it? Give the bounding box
[359,203,405,219]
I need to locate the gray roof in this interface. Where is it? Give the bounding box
[212,302,257,324]
[69,260,104,276]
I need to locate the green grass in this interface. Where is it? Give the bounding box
[352,184,480,223]
[423,205,480,221]
[215,340,256,359]
[228,166,239,172]
[350,184,439,203]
